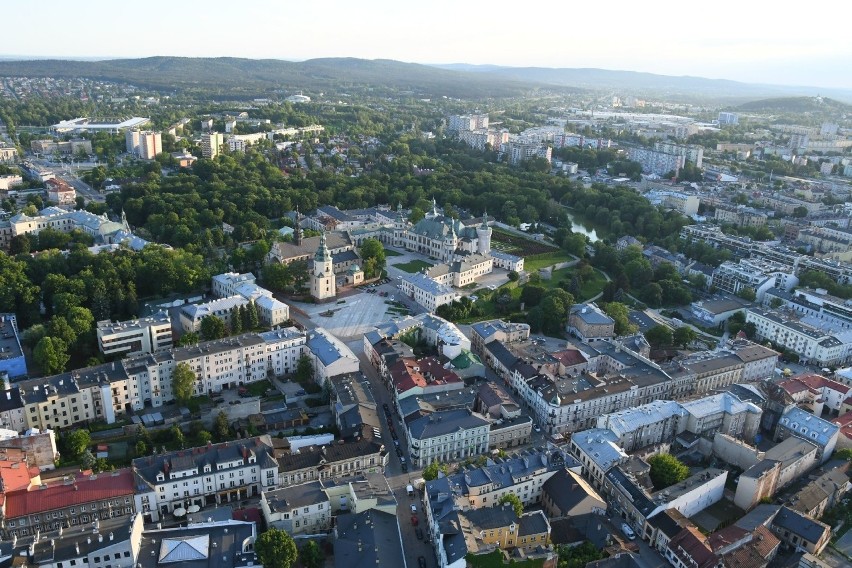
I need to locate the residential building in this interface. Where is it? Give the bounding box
[568,303,615,342]
[747,307,852,367]
[765,286,852,327]
[715,205,768,228]
[334,509,406,568]
[448,114,489,132]
[276,433,387,486]
[1,468,136,539]
[770,506,831,555]
[628,147,684,176]
[689,296,751,326]
[596,400,685,453]
[138,131,162,160]
[260,480,331,534]
[787,465,851,518]
[0,313,26,379]
[712,259,798,302]
[388,356,463,401]
[678,392,763,440]
[306,328,360,384]
[179,295,250,333]
[211,272,289,326]
[399,272,458,312]
[125,129,141,154]
[779,374,851,417]
[470,319,530,355]
[96,311,173,357]
[201,132,225,158]
[132,436,278,522]
[735,459,782,511]
[718,112,739,125]
[489,250,524,272]
[138,519,258,568]
[569,428,628,491]
[708,524,781,568]
[45,177,76,205]
[775,407,839,463]
[407,408,490,467]
[665,526,721,568]
[541,468,606,519]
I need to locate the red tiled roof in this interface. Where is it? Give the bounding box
[795,374,851,394]
[390,357,460,394]
[707,525,749,552]
[668,527,720,568]
[778,378,815,395]
[4,468,135,519]
[0,459,40,493]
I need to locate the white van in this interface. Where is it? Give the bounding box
[621,523,636,540]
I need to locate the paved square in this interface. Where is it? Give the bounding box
[293,291,399,339]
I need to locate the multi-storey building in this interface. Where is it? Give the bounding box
[712,259,798,301]
[1,469,136,539]
[276,432,387,486]
[628,147,684,176]
[447,114,489,132]
[407,408,490,467]
[0,313,27,380]
[201,132,224,158]
[132,436,278,522]
[211,272,289,326]
[715,205,768,228]
[96,311,173,357]
[654,141,703,168]
[504,139,552,166]
[746,307,852,367]
[774,407,839,464]
[399,272,458,312]
[567,303,615,342]
[260,480,331,535]
[470,319,531,355]
[138,131,162,160]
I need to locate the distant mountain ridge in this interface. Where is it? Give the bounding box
[434,63,852,103]
[0,56,849,103]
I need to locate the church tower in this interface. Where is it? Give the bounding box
[443,222,457,262]
[477,210,492,255]
[426,197,439,220]
[294,207,302,246]
[310,231,336,301]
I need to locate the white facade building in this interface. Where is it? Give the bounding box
[96,311,173,357]
[399,272,458,312]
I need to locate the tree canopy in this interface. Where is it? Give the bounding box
[648,453,689,490]
[172,362,196,404]
[255,528,298,568]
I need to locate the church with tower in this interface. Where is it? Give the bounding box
[309,231,337,301]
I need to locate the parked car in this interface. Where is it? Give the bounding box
[415,527,424,540]
[533,424,541,433]
[411,514,418,526]
[418,556,426,568]
[295,389,306,396]
[410,504,417,513]
[621,523,636,540]
[401,463,408,473]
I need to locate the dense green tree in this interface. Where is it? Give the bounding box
[294,355,314,383]
[602,302,637,336]
[645,325,674,349]
[520,284,546,307]
[498,493,523,516]
[33,336,70,375]
[423,461,449,481]
[65,429,91,459]
[214,411,230,441]
[177,332,199,346]
[172,362,196,404]
[649,453,689,490]
[200,315,226,340]
[360,238,386,278]
[255,528,298,568]
[673,326,698,348]
[299,541,324,568]
[230,305,243,334]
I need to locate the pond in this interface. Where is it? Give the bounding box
[564,208,602,242]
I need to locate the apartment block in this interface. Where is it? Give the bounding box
[96,311,173,357]
[132,436,278,522]
[138,131,162,160]
[712,259,799,301]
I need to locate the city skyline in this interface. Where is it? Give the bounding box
[3,0,851,90]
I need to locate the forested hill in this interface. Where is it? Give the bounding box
[736,96,852,113]
[0,57,552,99]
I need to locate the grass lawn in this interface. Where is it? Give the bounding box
[524,250,574,271]
[539,267,607,301]
[244,379,273,397]
[466,551,544,568]
[384,248,403,257]
[393,259,433,273]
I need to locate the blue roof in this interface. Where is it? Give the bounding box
[778,407,839,448]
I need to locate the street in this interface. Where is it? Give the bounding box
[348,340,440,568]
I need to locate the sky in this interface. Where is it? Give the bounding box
[4,0,851,90]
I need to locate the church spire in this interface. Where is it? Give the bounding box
[294,206,302,246]
[315,230,331,263]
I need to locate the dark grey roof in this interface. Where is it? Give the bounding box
[542,469,600,514]
[333,249,360,264]
[137,520,257,568]
[517,510,549,536]
[263,480,327,512]
[606,467,656,517]
[734,504,781,531]
[407,408,489,441]
[485,340,518,369]
[334,510,405,568]
[772,506,830,544]
[648,509,684,539]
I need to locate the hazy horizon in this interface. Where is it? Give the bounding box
[4,0,851,90]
